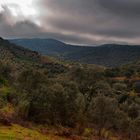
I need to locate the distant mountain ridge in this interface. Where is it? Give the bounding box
[10,38,140,67]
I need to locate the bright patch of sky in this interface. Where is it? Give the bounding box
[0,0,41,25]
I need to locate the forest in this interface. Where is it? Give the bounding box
[0,57,140,139]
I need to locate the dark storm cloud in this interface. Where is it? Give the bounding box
[0,6,96,44]
[1,0,140,44]
[97,0,140,18]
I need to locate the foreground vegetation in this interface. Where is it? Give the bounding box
[0,58,140,140]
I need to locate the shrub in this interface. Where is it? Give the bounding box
[133,82,140,93]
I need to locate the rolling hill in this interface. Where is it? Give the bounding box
[10,38,140,67]
[0,37,41,64]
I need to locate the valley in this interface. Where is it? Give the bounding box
[10,38,140,67]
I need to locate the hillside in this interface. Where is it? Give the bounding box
[0,37,140,140]
[0,37,41,65]
[10,38,140,67]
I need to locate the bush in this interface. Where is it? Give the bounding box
[133,82,140,93]
[46,82,85,126]
[89,96,118,137]
[0,61,12,79]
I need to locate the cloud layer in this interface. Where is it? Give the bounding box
[0,0,140,45]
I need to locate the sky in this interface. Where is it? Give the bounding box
[0,0,140,45]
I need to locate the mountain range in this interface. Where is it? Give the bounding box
[10,38,140,67]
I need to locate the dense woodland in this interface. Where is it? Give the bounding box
[0,38,140,140]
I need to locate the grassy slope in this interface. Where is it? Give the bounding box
[0,124,120,140]
[0,124,70,140]
[0,124,47,140]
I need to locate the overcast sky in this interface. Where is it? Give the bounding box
[0,0,140,45]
